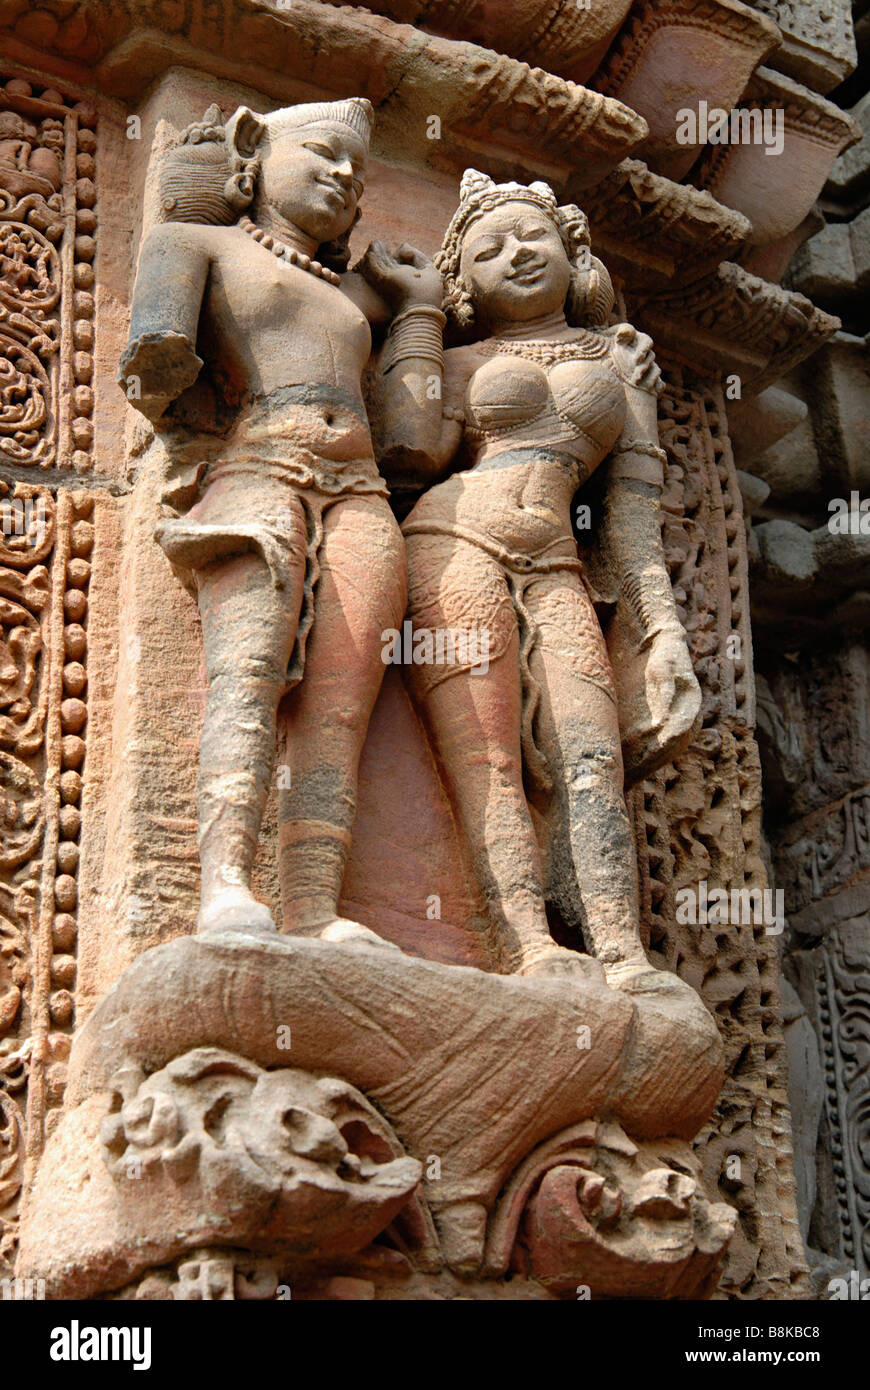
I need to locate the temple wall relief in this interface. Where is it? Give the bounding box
[0,0,860,1300]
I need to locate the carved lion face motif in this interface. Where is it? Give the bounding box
[100,1048,422,1257]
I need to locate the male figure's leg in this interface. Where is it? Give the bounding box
[194,495,308,933]
[278,495,407,938]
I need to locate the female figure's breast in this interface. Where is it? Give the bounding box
[464,353,626,468]
[408,348,629,555]
[465,356,549,436]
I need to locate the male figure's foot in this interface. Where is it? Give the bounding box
[198,887,277,937]
[516,944,601,981]
[317,917,403,952]
[601,951,658,988]
[604,956,700,1003]
[286,914,403,953]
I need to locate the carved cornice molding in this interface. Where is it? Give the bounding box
[329,1,636,84]
[593,0,781,182]
[688,68,860,248]
[0,0,648,186]
[597,0,781,95]
[747,0,857,95]
[743,66,861,150]
[445,47,646,182]
[633,262,839,391]
[583,158,751,283]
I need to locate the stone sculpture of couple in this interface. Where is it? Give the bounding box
[121,95,701,988]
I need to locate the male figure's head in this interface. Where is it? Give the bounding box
[250,99,372,243]
[159,97,373,251]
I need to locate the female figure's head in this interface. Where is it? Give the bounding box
[158,97,373,264]
[436,169,614,335]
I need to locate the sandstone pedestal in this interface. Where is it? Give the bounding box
[18,927,733,1299]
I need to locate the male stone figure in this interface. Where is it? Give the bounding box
[121,99,430,938]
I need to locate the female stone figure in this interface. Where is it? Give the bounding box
[364,170,701,983]
[121,99,429,939]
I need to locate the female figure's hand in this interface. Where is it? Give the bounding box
[609,325,662,396]
[643,627,701,748]
[358,240,443,312]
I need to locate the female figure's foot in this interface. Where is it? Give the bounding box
[197,887,278,937]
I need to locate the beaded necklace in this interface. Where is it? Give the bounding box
[240,214,341,287]
[478,328,611,364]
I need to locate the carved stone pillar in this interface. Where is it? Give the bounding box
[759,644,870,1287]
[635,366,808,1295]
[0,70,105,1270]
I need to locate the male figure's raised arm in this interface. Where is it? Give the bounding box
[358,241,462,492]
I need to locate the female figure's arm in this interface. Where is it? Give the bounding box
[359,241,463,489]
[597,327,701,782]
[119,222,210,422]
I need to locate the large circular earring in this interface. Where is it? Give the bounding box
[567,256,614,327]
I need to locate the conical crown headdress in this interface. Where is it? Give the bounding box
[262,97,373,144]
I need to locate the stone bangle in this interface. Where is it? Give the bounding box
[612,439,667,463]
[621,571,684,644]
[382,304,446,372]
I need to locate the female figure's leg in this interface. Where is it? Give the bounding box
[401,534,585,975]
[278,494,407,937]
[524,569,649,982]
[195,498,308,933]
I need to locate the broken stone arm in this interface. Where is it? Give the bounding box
[119,222,209,422]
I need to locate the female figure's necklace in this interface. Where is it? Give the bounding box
[478,327,610,364]
[240,214,341,286]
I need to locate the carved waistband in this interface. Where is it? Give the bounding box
[401,519,581,576]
